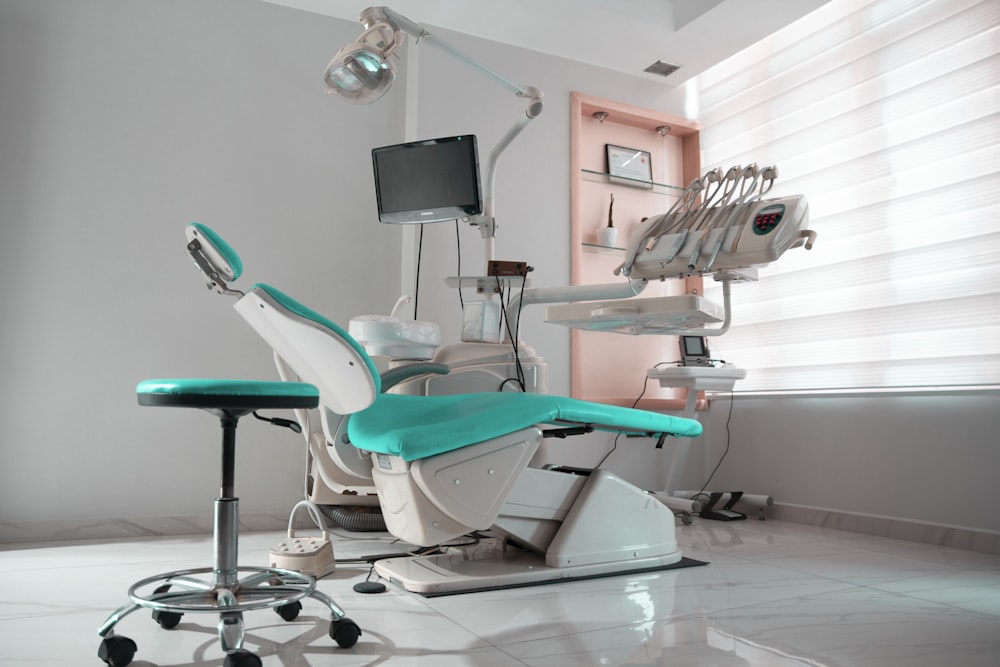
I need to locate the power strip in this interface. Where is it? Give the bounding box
[487,260,530,277]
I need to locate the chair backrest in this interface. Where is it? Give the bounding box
[183,222,379,415]
[233,283,381,415]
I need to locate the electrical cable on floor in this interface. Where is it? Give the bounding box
[352,562,387,594]
[335,533,481,565]
[348,532,483,593]
[691,390,736,503]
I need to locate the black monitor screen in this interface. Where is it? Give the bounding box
[372,135,483,224]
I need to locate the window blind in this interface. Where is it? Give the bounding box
[697,0,1000,392]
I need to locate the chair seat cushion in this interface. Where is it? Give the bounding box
[347,392,702,461]
[137,379,319,410]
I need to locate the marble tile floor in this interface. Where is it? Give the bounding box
[2,519,999,666]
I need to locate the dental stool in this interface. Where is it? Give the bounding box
[96,379,361,667]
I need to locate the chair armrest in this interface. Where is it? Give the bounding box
[379,363,450,392]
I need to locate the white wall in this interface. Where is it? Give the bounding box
[699,392,1000,534]
[0,0,401,533]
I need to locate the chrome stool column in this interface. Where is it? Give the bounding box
[97,379,360,667]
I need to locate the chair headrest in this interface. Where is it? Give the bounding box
[185,222,244,294]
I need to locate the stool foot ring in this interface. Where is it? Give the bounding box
[127,565,316,614]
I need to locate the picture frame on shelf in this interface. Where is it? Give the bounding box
[606,144,653,188]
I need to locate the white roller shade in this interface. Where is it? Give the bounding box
[699,0,1000,392]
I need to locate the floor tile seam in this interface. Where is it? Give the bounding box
[683,547,858,573]
[725,555,962,588]
[866,551,1000,573]
[419,599,623,652]
[664,580,864,622]
[724,581,1000,619]
[0,558,209,573]
[858,583,1000,619]
[386,590,515,646]
[679,547,882,584]
[456,589,854,656]
[683,539,919,561]
[473,640,533,667]
[0,606,107,622]
[470,615,659,653]
[432,584,868,652]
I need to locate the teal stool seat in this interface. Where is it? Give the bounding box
[136,378,320,412]
[97,378,360,667]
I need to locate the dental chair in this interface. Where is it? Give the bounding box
[186,223,704,595]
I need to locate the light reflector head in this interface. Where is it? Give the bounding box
[323,21,400,104]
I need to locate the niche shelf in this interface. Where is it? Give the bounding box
[567,91,702,409]
[580,168,687,196]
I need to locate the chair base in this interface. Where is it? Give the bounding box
[374,545,683,596]
[98,564,360,665]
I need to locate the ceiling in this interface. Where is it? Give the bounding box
[263,0,830,85]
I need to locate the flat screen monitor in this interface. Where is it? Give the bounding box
[372,135,483,224]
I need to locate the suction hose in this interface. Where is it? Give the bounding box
[319,505,387,532]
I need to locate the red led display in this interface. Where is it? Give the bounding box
[752,206,784,235]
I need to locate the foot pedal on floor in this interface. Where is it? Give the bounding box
[269,500,336,578]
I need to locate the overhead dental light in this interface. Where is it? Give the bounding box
[323,9,402,103]
[323,6,543,262]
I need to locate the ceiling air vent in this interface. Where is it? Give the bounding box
[643,60,681,77]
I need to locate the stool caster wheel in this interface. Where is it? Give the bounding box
[274,601,301,621]
[330,617,361,648]
[152,609,183,629]
[150,583,183,628]
[223,648,262,667]
[98,635,137,667]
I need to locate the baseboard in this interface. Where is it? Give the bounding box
[0,512,293,545]
[769,503,1000,555]
[5,505,999,556]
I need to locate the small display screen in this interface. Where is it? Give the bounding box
[372,135,483,224]
[680,335,711,366]
[683,336,707,356]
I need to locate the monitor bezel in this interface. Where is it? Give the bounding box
[372,135,483,225]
